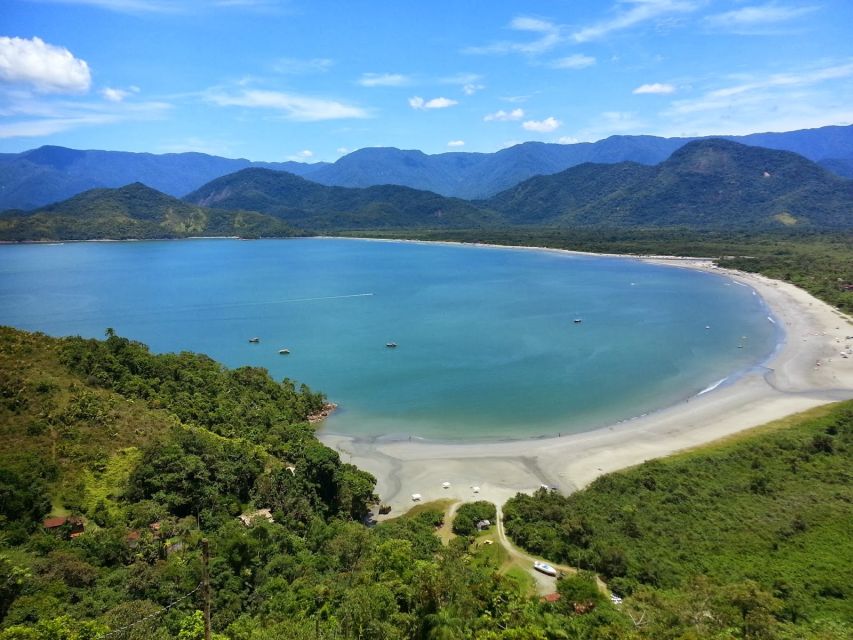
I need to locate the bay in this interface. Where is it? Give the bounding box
[0,237,778,441]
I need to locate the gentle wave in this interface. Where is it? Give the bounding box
[698,377,728,395]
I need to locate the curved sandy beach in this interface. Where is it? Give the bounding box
[320,246,853,514]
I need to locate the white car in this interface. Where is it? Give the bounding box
[533,561,558,577]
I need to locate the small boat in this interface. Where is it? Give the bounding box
[278,349,290,355]
[573,319,582,324]
[248,337,260,343]
[442,482,451,489]
[386,342,397,348]
[533,561,558,577]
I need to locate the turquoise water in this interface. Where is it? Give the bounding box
[0,238,778,441]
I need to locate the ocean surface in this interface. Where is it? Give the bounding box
[0,238,779,441]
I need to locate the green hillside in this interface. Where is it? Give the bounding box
[487,139,853,229]
[504,402,853,638]
[184,167,501,230]
[0,182,300,241]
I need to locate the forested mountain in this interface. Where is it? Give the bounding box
[264,124,853,198]
[485,139,853,229]
[184,167,500,229]
[0,182,300,241]
[2,124,852,210]
[0,145,325,211]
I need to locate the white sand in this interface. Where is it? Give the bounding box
[320,245,853,515]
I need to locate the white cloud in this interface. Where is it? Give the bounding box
[0,99,171,139]
[358,72,411,87]
[669,62,853,115]
[288,149,314,161]
[0,36,91,94]
[207,89,369,120]
[572,0,700,43]
[551,54,596,69]
[336,147,349,155]
[28,0,286,12]
[633,82,676,94]
[465,15,562,55]
[484,108,525,122]
[447,140,465,147]
[29,0,176,12]
[705,3,819,30]
[272,57,334,74]
[522,116,561,132]
[437,73,485,95]
[408,96,458,110]
[101,86,140,102]
[557,136,579,144]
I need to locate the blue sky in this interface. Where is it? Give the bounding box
[2,0,853,162]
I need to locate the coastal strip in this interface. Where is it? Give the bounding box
[319,240,853,514]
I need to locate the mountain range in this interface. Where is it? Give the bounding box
[3,139,851,241]
[1,124,852,211]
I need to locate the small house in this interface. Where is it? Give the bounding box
[43,516,84,537]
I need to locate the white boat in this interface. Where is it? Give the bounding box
[278,348,290,355]
[386,342,398,348]
[533,561,558,577]
[573,319,582,324]
[411,493,422,502]
[248,337,260,343]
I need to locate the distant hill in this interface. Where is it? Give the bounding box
[485,139,853,229]
[0,145,326,210]
[184,168,501,229]
[2,124,851,210]
[303,124,853,198]
[0,182,300,241]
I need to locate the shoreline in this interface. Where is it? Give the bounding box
[319,239,853,515]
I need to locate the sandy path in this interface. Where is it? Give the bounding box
[321,247,853,516]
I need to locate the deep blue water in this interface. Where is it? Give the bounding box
[0,238,778,440]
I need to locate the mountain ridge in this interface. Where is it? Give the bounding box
[2,124,852,210]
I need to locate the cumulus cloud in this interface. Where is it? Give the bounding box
[484,108,524,122]
[408,96,458,110]
[633,82,676,94]
[207,89,369,120]
[336,147,350,155]
[557,135,579,144]
[358,73,410,87]
[522,116,561,132]
[0,36,91,93]
[551,54,596,69]
[447,140,465,147]
[463,83,484,95]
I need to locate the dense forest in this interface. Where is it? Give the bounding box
[1,328,851,639]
